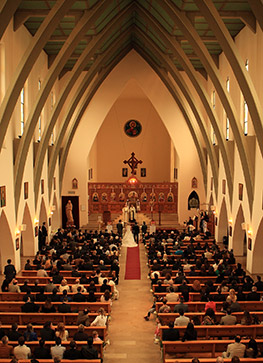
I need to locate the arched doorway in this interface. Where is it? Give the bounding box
[232,204,246,256]
[218,197,228,244]
[0,211,15,273]
[21,203,35,256]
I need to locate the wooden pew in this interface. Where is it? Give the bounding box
[1,324,107,340]
[0,301,111,313]
[165,359,263,363]
[160,324,263,339]
[0,361,101,363]
[0,312,109,325]
[15,283,114,293]
[162,339,263,361]
[21,269,111,277]
[16,276,113,284]
[158,312,263,325]
[0,292,104,301]
[154,291,262,301]
[8,340,103,358]
[156,301,263,313]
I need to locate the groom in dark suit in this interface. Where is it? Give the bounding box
[132,222,140,243]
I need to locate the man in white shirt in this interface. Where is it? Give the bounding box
[50,337,66,359]
[174,309,190,326]
[71,279,86,293]
[13,337,31,359]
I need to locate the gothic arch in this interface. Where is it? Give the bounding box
[252,218,263,273]
[218,197,228,243]
[232,204,246,256]
[0,210,15,273]
[21,202,35,256]
[51,193,59,231]
[39,198,48,227]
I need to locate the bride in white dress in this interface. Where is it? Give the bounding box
[122,224,138,247]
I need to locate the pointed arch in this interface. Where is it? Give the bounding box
[21,203,35,256]
[232,204,246,256]
[218,197,228,243]
[252,218,263,273]
[51,193,59,231]
[208,194,214,212]
[39,198,48,227]
[188,191,200,210]
[0,211,15,273]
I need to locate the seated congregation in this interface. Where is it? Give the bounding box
[0,227,122,362]
[143,225,263,361]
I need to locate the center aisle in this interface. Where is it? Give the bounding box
[104,242,160,362]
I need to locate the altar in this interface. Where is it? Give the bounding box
[88,181,178,214]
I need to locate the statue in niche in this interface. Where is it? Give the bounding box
[92,192,99,202]
[72,178,78,189]
[167,192,174,202]
[65,200,74,227]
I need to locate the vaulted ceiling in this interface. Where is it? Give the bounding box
[0,0,263,214]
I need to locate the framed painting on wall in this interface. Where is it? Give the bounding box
[15,237,19,250]
[141,168,146,177]
[24,182,28,200]
[53,177,56,190]
[122,168,128,177]
[41,179,44,194]
[238,183,243,201]
[248,237,252,251]
[0,186,6,207]
[222,179,226,195]
[35,226,38,237]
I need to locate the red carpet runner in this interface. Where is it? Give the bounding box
[124,245,141,279]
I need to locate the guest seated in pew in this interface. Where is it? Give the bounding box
[158,298,171,314]
[21,296,40,313]
[255,275,263,291]
[240,310,252,325]
[80,336,99,360]
[191,279,202,293]
[100,278,111,293]
[91,307,107,327]
[0,336,13,358]
[24,259,32,271]
[8,279,21,293]
[35,287,46,302]
[13,336,31,359]
[63,340,82,360]
[41,297,57,313]
[174,296,188,313]
[205,294,216,313]
[55,322,69,341]
[58,297,72,313]
[202,307,215,325]
[247,285,261,301]
[75,305,90,326]
[229,300,242,313]
[144,297,157,321]
[7,323,22,342]
[44,278,56,293]
[72,278,87,293]
[87,281,96,293]
[92,331,102,342]
[33,339,51,359]
[101,289,112,306]
[182,322,197,341]
[174,308,190,326]
[36,265,48,277]
[166,286,179,302]
[50,337,66,359]
[73,324,89,341]
[222,335,246,359]
[50,288,61,302]
[245,338,260,358]
[58,279,70,293]
[73,286,87,302]
[23,324,38,341]
[220,308,237,325]
[31,279,41,293]
[40,321,55,341]
[155,280,166,293]
[162,321,180,341]
[20,279,31,293]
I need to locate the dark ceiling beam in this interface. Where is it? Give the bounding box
[196,0,263,159]
[34,4,135,204]
[163,0,254,213]
[48,34,93,42]
[185,10,256,33]
[0,0,21,39]
[0,0,75,154]
[13,9,85,31]
[137,3,234,202]
[178,36,218,42]
[58,45,133,191]
[247,0,263,32]
[14,0,111,213]
[135,26,219,195]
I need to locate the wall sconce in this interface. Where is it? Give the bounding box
[51,205,56,211]
[228,218,233,226]
[248,229,252,237]
[34,218,39,226]
[15,229,20,237]
[210,205,216,211]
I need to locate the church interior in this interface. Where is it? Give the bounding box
[0,0,263,361]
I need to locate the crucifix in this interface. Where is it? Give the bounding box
[123,152,142,175]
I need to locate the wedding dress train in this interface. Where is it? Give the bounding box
[122,225,137,247]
